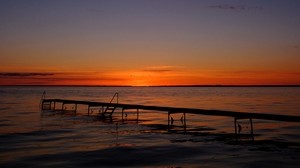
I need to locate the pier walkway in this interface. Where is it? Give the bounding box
[41,96,300,139]
[41,98,300,122]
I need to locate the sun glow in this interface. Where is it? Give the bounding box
[1,68,300,86]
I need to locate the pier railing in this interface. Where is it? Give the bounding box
[109,92,119,104]
[103,92,119,117]
[39,91,49,110]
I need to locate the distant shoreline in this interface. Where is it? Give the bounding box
[1,84,300,87]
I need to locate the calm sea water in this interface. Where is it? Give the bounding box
[0,86,299,167]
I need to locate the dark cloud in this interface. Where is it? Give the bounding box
[221,70,300,76]
[142,66,177,73]
[0,72,55,77]
[208,4,263,11]
[0,72,127,85]
[143,69,174,73]
[0,72,126,81]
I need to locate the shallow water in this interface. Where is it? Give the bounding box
[0,86,300,167]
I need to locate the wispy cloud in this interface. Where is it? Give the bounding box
[0,72,55,77]
[0,71,127,85]
[208,4,263,11]
[142,66,180,73]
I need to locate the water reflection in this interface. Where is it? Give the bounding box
[1,86,300,167]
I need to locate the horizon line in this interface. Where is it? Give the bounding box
[1,84,300,87]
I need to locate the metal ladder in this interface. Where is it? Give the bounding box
[102,92,119,118]
[39,91,50,110]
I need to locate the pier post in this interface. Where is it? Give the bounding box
[122,108,124,122]
[53,101,56,111]
[234,117,237,135]
[250,118,254,141]
[136,108,139,123]
[49,101,52,110]
[41,100,53,110]
[48,101,52,110]
[234,117,255,141]
[168,112,170,127]
[75,104,77,112]
[250,118,253,135]
[183,112,187,132]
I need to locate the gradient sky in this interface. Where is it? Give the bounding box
[1,0,300,86]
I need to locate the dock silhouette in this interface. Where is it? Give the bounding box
[40,92,300,140]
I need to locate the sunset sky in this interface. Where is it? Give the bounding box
[1,0,300,86]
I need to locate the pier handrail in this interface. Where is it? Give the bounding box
[109,92,119,104]
[39,91,46,109]
[103,92,119,114]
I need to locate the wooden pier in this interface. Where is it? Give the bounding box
[41,95,300,139]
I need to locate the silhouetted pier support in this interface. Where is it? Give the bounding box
[121,108,140,123]
[61,102,78,112]
[137,108,139,122]
[121,108,125,121]
[41,100,77,112]
[168,112,187,132]
[88,105,104,115]
[234,117,254,141]
[41,101,52,110]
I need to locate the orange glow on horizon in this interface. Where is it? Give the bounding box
[1,1,300,87]
[1,68,299,86]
